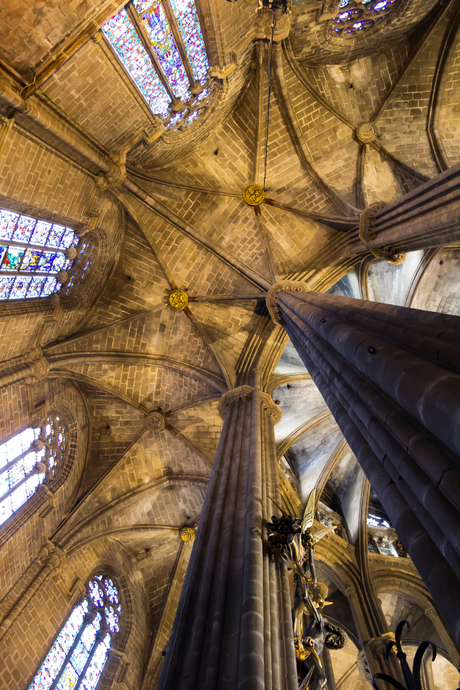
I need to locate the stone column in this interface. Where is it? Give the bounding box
[351,162,460,261]
[0,347,49,389]
[267,283,460,646]
[157,383,297,690]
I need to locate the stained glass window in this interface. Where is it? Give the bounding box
[0,210,79,301]
[29,576,122,690]
[367,513,391,529]
[0,415,67,527]
[331,0,397,35]
[102,0,212,128]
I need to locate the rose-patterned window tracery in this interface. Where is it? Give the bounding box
[28,575,122,690]
[331,0,397,36]
[0,414,67,527]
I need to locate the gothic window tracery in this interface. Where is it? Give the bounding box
[0,209,91,301]
[0,415,67,527]
[331,0,397,36]
[28,575,122,690]
[102,0,216,132]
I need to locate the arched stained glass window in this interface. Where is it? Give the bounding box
[102,0,216,131]
[29,575,122,690]
[331,0,397,35]
[0,415,67,527]
[0,209,79,301]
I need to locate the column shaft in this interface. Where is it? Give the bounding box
[352,163,460,257]
[157,386,297,690]
[271,288,460,645]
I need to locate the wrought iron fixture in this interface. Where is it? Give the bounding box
[372,620,460,690]
[266,490,347,690]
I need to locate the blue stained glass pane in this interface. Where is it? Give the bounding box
[105,605,120,633]
[0,246,6,264]
[34,250,62,273]
[29,276,47,297]
[169,0,209,82]
[134,0,189,100]
[13,216,36,243]
[31,221,52,246]
[81,614,101,652]
[69,615,100,675]
[104,579,119,604]
[55,664,79,690]
[60,229,75,249]
[42,276,58,296]
[0,276,12,300]
[79,635,111,690]
[1,246,25,271]
[0,210,18,240]
[21,249,44,272]
[102,9,170,116]
[29,602,89,690]
[88,580,104,607]
[47,225,65,248]
[10,275,32,299]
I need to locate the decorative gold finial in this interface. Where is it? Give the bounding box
[168,289,188,310]
[243,185,265,206]
[180,526,196,542]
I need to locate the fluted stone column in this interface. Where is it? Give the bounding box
[352,162,460,262]
[267,283,460,645]
[157,383,297,690]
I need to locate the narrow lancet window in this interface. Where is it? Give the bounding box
[29,575,122,690]
[0,415,67,526]
[0,210,79,300]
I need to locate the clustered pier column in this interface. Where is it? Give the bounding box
[267,283,460,645]
[157,382,297,690]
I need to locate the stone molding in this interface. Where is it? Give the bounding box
[260,392,283,425]
[144,411,166,432]
[359,203,407,265]
[218,385,254,419]
[266,281,309,325]
[218,386,282,424]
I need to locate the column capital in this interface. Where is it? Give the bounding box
[359,203,407,265]
[266,281,310,325]
[260,391,282,425]
[218,385,254,419]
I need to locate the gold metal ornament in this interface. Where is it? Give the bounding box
[180,526,196,542]
[168,289,189,310]
[243,185,265,206]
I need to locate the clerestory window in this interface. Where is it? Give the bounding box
[28,575,122,690]
[0,209,92,301]
[102,0,216,132]
[331,0,397,35]
[0,415,67,527]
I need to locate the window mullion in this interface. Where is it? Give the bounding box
[0,270,62,278]
[161,0,197,92]
[73,630,107,690]
[48,613,93,690]
[125,1,178,106]
[0,445,39,477]
[0,240,67,253]
[0,462,45,502]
